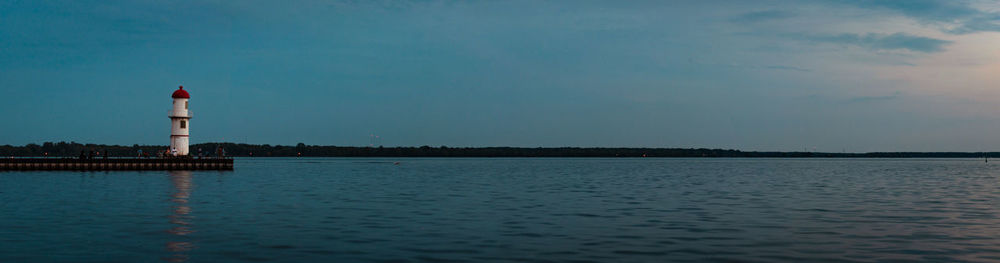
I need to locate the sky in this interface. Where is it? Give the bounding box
[3,0,1000,151]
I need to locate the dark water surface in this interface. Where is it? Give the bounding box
[3,158,1000,262]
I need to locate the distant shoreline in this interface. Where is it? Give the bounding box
[0,142,995,158]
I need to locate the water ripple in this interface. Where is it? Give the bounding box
[3,158,1000,262]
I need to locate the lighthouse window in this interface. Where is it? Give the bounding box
[185,101,188,109]
[180,121,186,129]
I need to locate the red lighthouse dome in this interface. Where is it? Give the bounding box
[172,86,190,99]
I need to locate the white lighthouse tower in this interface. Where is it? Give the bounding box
[169,86,192,156]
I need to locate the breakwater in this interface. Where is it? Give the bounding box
[0,158,233,171]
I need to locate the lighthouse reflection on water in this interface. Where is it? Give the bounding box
[165,171,195,262]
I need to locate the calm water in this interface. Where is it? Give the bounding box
[3,158,1000,262]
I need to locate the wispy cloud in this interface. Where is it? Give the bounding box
[831,0,1000,34]
[730,10,796,23]
[763,65,811,72]
[787,32,952,53]
[846,91,903,104]
[687,58,811,72]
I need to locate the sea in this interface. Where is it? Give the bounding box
[2,158,1000,262]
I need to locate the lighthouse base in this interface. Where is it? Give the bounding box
[170,136,190,156]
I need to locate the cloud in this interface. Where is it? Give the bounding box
[789,32,952,53]
[763,65,812,72]
[846,91,902,104]
[864,33,952,52]
[687,58,811,72]
[831,0,1000,34]
[730,10,796,23]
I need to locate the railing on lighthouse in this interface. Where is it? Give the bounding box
[167,110,193,118]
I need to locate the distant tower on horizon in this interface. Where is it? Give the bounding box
[169,86,192,156]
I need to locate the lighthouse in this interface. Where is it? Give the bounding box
[169,86,192,156]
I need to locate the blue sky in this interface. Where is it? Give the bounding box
[3,0,1000,151]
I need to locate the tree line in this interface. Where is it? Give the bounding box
[0,141,995,158]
